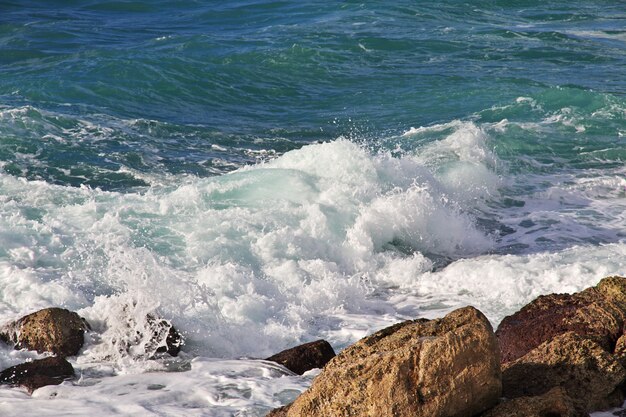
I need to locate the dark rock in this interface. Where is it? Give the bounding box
[0,308,90,357]
[161,324,183,356]
[481,387,577,417]
[0,356,74,393]
[146,315,183,357]
[502,332,626,414]
[283,306,501,417]
[104,307,184,359]
[497,276,626,363]
[266,339,335,375]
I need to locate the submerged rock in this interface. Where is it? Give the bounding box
[266,339,335,375]
[0,308,90,357]
[0,356,74,393]
[497,276,626,363]
[481,387,576,417]
[281,306,501,417]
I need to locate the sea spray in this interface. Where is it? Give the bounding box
[1,0,625,414]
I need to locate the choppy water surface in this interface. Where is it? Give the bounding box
[0,1,625,415]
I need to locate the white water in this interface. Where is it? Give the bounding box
[0,120,625,415]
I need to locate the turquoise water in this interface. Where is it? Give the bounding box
[2,1,624,187]
[0,1,626,415]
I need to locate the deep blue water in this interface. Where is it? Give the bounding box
[1,0,624,189]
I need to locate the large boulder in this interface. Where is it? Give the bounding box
[281,306,501,417]
[502,332,626,414]
[0,356,74,393]
[494,276,626,415]
[497,276,626,363]
[481,387,576,417]
[0,308,90,357]
[266,339,336,375]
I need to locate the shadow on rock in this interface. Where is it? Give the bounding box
[0,357,74,394]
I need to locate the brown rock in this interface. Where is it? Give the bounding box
[266,340,335,375]
[502,332,626,414]
[481,387,577,417]
[284,306,501,417]
[496,276,626,363]
[0,308,90,357]
[614,331,626,366]
[0,356,74,393]
[266,404,291,417]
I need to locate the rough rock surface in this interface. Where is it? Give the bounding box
[0,356,74,393]
[266,339,336,375]
[497,276,626,363]
[0,308,89,357]
[481,387,576,417]
[266,404,291,417]
[502,332,626,414]
[282,306,501,417]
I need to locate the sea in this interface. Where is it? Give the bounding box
[0,1,625,416]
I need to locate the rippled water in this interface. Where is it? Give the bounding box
[0,1,625,415]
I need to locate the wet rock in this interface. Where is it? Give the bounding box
[481,387,577,417]
[282,306,501,417]
[146,314,183,357]
[266,339,335,375]
[497,276,626,363]
[0,356,74,393]
[0,308,90,357]
[502,332,626,414]
[161,324,183,356]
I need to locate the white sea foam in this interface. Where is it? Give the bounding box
[0,120,625,414]
[563,30,626,43]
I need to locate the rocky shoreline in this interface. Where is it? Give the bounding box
[2,276,626,417]
[0,307,183,392]
[268,276,626,417]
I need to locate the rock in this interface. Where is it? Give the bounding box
[0,308,90,357]
[614,331,626,366]
[96,306,184,360]
[0,356,74,393]
[266,404,291,417]
[481,387,577,417]
[161,324,183,356]
[496,276,626,363]
[266,340,335,375]
[502,332,626,414]
[282,306,501,417]
[494,277,626,415]
[146,314,183,357]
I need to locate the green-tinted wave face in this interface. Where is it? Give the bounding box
[478,88,626,172]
